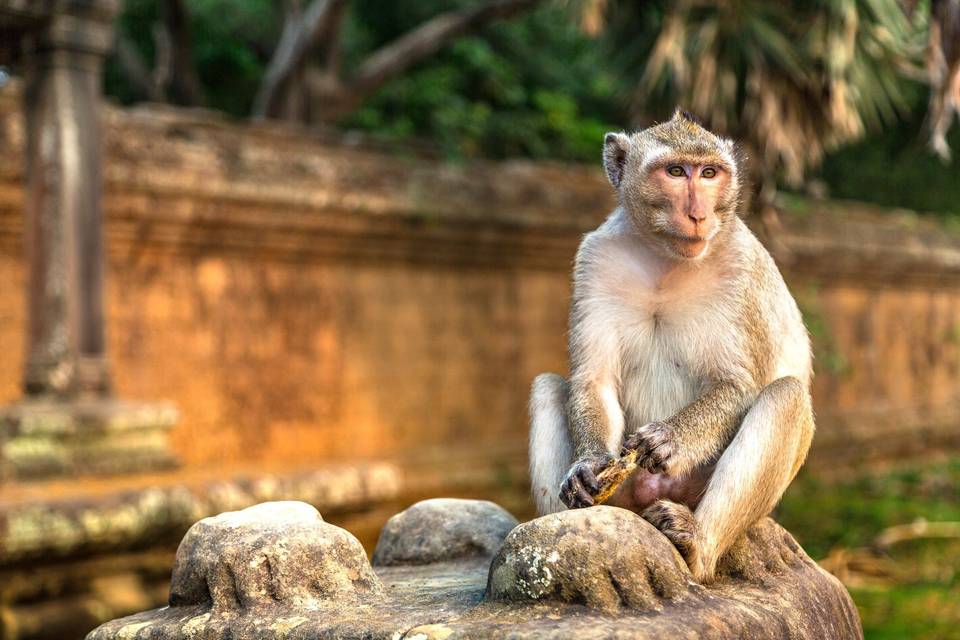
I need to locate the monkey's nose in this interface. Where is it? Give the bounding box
[688,210,706,224]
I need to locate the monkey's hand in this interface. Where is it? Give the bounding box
[559,453,615,509]
[622,421,676,475]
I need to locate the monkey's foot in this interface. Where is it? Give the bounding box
[642,499,707,581]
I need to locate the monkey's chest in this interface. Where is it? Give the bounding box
[617,318,704,429]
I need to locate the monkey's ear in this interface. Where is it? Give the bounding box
[603,132,631,189]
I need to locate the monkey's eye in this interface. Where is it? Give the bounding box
[666,165,686,178]
[701,167,718,179]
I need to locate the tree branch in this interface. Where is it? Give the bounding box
[348,0,541,99]
[321,0,347,75]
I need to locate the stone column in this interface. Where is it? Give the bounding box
[0,0,179,479]
[22,0,116,397]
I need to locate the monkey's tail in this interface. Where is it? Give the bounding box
[528,373,574,516]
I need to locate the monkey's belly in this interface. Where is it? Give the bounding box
[607,465,714,512]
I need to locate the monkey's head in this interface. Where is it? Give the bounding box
[603,109,742,260]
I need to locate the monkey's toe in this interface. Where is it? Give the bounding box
[642,499,698,560]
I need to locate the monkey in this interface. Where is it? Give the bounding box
[528,109,814,583]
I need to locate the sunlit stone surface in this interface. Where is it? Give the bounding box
[87,499,862,640]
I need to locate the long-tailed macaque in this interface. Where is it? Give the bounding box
[528,109,814,583]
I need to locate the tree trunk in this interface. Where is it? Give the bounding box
[114,34,163,101]
[251,0,346,120]
[158,0,205,106]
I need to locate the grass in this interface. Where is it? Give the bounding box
[778,459,960,640]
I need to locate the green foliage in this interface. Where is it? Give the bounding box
[189,0,278,115]
[598,0,921,184]
[779,459,960,639]
[341,2,625,161]
[106,1,625,162]
[855,583,960,640]
[103,0,960,217]
[816,87,960,217]
[106,0,279,115]
[780,458,960,557]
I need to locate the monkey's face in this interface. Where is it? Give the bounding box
[603,111,741,261]
[639,160,733,259]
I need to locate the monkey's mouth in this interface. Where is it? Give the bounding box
[665,232,709,258]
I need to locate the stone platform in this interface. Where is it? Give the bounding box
[87,499,863,640]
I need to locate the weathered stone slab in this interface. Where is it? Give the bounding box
[86,500,863,640]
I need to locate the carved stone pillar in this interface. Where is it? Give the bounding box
[22,0,116,396]
[0,0,179,478]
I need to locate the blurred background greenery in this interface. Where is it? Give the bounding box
[93,1,960,637]
[106,0,960,215]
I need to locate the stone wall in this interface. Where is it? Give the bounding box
[2,87,960,477]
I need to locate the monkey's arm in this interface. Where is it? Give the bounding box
[565,282,627,461]
[623,381,752,478]
[560,376,623,508]
[560,280,626,507]
[567,376,623,458]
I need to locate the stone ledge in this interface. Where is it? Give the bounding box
[0,398,179,480]
[0,462,402,566]
[1,84,959,282]
[0,441,531,569]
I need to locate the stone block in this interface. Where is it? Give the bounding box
[486,506,688,612]
[373,498,518,566]
[168,501,383,611]
[0,397,178,479]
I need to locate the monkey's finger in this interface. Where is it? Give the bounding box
[624,434,651,457]
[572,481,595,507]
[559,481,576,508]
[578,466,600,493]
[637,451,659,472]
[635,448,649,466]
[620,443,639,457]
[563,476,593,508]
[647,451,670,474]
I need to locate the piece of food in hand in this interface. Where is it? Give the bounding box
[593,449,639,504]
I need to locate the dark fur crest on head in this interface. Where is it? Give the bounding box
[675,107,703,126]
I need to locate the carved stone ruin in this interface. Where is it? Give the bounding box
[87,498,863,640]
[0,0,178,478]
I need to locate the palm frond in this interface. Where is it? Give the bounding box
[598,0,922,183]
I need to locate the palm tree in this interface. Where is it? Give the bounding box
[581,0,923,191]
[910,0,960,160]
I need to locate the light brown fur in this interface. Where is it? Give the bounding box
[528,109,814,582]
